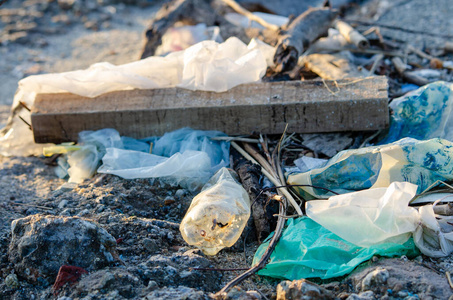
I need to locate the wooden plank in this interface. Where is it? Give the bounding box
[30,76,389,143]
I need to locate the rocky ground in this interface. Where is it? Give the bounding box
[1,0,453,299]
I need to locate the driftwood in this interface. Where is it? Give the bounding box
[392,57,429,86]
[234,159,278,243]
[273,7,338,72]
[30,77,389,144]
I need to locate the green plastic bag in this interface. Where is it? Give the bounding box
[253,217,419,280]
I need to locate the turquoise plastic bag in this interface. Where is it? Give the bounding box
[253,217,419,280]
[288,137,453,198]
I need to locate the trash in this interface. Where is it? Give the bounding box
[413,203,453,257]
[52,265,88,295]
[44,128,229,190]
[306,182,420,247]
[224,12,288,30]
[253,217,419,280]
[302,53,368,80]
[288,138,453,199]
[294,156,327,173]
[18,37,273,97]
[155,23,222,56]
[179,167,250,255]
[334,20,370,49]
[382,81,453,144]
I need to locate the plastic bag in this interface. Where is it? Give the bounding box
[306,182,420,247]
[288,138,453,199]
[155,23,223,56]
[179,168,251,255]
[98,148,212,191]
[43,128,230,190]
[414,203,453,257]
[381,81,453,144]
[253,217,419,280]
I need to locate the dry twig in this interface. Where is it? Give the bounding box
[221,0,279,31]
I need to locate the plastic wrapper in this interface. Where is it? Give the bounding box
[98,149,212,191]
[307,182,453,257]
[288,138,453,199]
[414,203,453,257]
[253,217,419,280]
[0,37,274,157]
[382,81,453,144]
[306,182,420,247]
[179,168,251,255]
[43,128,229,190]
[155,23,222,56]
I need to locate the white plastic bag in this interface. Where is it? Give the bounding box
[306,182,420,247]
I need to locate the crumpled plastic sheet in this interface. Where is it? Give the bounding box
[253,217,419,280]
[0,37,274,157]
[381,81,453,144]
[307,182,453,257]
[44,128,229,192]
[288,137,453,199]
[307,182,419,247]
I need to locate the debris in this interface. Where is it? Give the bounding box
[335,20,369,49]
[253,217,419,280]
[302,53,368,80]
[8,214,118,284]
[221,0,279,31]
[30,76,389,144]
[52,265,88,295]
[382,81,453,144]
[273,6,338,72]
[288,138,453,199]
[307,182,419,247]
[299,132,354,157]
[392,57,429,86]
[276,279,334,300]
[179,168,250,255]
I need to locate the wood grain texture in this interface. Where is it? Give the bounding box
[31,76,389,143]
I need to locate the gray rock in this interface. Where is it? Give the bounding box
[347,291,375,300]
[361,267,389,291]
[218,286,262,299]
[8,214,118,284]
[276,279,334,300]
[70,268,142,299]
[5,273,19,289]
[135,250,221,292]
[145,286,206,300]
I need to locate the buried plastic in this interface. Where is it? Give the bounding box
[381,81,453,144]
[179,168,251,255]
[253,217,419,280]
[287,137,453,199]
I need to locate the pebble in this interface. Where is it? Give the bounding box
[361,267,389,291]
[5,273,19,289]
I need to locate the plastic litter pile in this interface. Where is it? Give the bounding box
[1,7,453,285]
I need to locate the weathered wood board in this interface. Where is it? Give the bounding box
[31,76,389,143]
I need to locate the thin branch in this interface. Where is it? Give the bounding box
[221,0,279,31]
[215,195,287,295]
